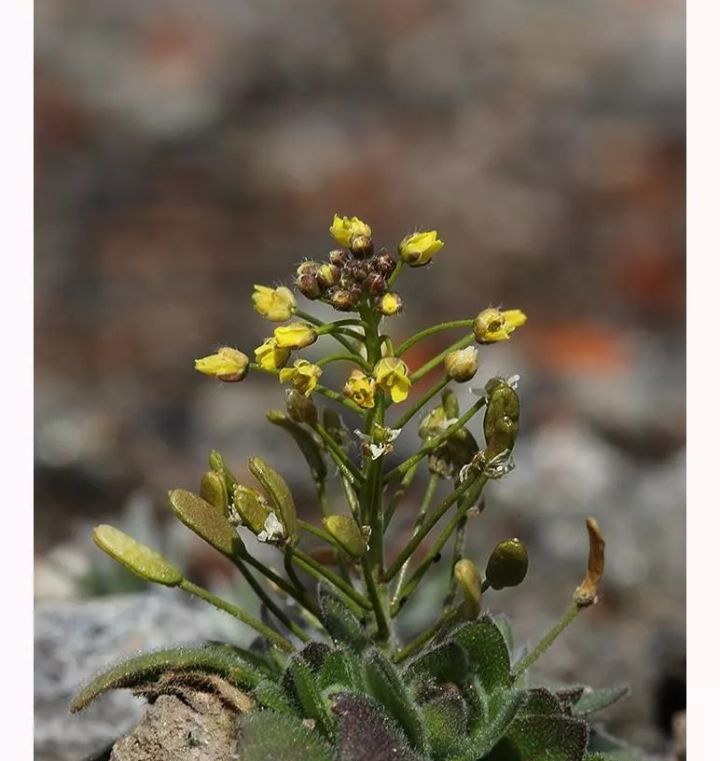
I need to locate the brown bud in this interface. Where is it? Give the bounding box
[340,269,356,289]
[364,272,387,294]
[329,249,350,267]
[348,283,364,301]
[317,263,340,289]
[372,250,397,276]
[348,263,370,282]
[296,260,320,277]
[296,273,322,299]
[350,234,373,258]
[329,288,357,312]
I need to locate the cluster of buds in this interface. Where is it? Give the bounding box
[293,215,405,315]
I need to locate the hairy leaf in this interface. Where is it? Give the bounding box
[285,655,334,738]
[331,692,426,761]
[318,648,365,692]
[450,616,512,694]
[455,689,527,760]
[421,689,469,759]
[485,714,590,761]
[365,649,426,752]
[519,687,565,716]
[70,645,262,713]
[405,640,470,686]
[236,710,333,761]
[318,583,370,651]
[253,678,296,715]
[572,685,630,717]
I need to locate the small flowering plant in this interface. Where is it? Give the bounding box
[72,216,640,761]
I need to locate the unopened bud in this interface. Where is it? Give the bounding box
[445,346,479,382]
[296,260,320,277]
[286,388,318,425]
[350,234,373,258]
[296,273,322,299]
[329,288,357,312]
[364,272,387,295]
[329,249,350,267]
[485,538,529,590]
[574,517,605,607]
[317,263,340,289]
[372,250,397,276]
[378,292,403,316]
[194,347,249,382]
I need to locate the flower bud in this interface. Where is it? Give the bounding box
[279,359,322,396]
[194,347,249,382]
[329,288,358,312]
[373,357,412,403]
[348,262,370,282]
[317,263,340,289]
[254,337,291,371]
[273,322,318,349]
[286,388,318,425]
[364,272,387,295]
[200,470,229,516]
[444,346,479,382]
[473,308,527,343]
[323,515,368,558]
[329,214,371,248]
[372,250,397,276]
[574,517,605,607]
[343,369,376,409]
[398,230,444,267]
[350,234,373,258]
[93,525,183,587]
[329,249,350,267]
[340,269,356,289]
[295,273,322,300]
[485,538,529,590]
[296,260,320,277]
[378,292,403,316]
[454,558,482,619]
[252,285,296,322]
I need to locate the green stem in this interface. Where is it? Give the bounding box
[317,353,371,372]
[387,260,404,288]
[410,334,474,382]
[442,514,468,610]
[393,606,461,663]
[315,384,365,415]
[235,561,311,642]
[512,603,582,678]
[393,374,451,430]
[179,579,294,652]
[391,473,440,606]
[298,519,340,547]
[313,424,365,487]
[240,551,318,617]
[296,309,364,356]
[385,473,487,583]
[384,462,419,525]
[361,555,390,642]
[384,397,487,483]
[396,319,474,357]
[291,548,372,613]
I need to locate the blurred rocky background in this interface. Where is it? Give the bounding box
[35,1,685,759]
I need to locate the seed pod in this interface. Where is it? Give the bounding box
[208,450,238,495]
[329,249,350,267]
[93,525,183,587]
[248,457,298,546]
[454,558,482,619]
[286,388,318,425]
[485,538,529,590]
[267,410,327,485]
[483,378,520,458]
[233,484,271,536]
[200,470,229,517]
[295,273,321,299]
[442,389,460,419]
[350,234,373,258]
[169,489,241,557]
[322,515,367,558]
[574,517,605,607]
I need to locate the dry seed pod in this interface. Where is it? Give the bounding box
[574,517,605,607]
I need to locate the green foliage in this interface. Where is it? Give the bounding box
[73,215,643,761]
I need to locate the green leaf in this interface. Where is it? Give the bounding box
[70,645,262,713]
[572,685,630,717]
[454,689,526,760]
[404,640,470,686]
[267,411,327,484]
[318,648,365,692]
[365,649,426,752]
[485,714,590,761]
[285,654,334,739]
[254,678,297,715]
[248,457,299,545]
[519,687,565,716]
[450,616,512,694]
[92,525,183,587]
[318,583,370,651]
[492,613,514,654]
[168,488,241,557]
[236,710,333,761]
[421,690,468,759]
[331,692,426,761]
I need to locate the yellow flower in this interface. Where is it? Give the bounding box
[473,308,527,343]
[273,322,318,350]
[279,359,322,397]
[329,214,372,248]
[252,285,296,322]
[373,357,411,403]
[194,347,249,382]
[378,292,403,316]
[254,338,291,371]
[343,370,376,409]
[398,230,444,267]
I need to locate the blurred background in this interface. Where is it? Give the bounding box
[35,1,685,759]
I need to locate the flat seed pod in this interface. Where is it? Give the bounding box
[168,488,240,557]
[248,457,299,546]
